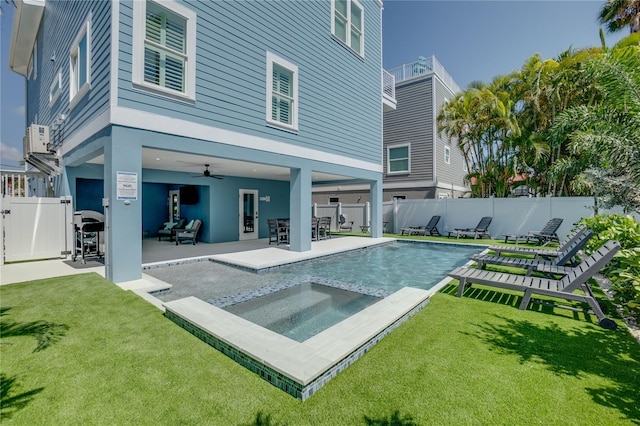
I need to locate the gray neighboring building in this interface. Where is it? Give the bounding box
[313,56,469,204]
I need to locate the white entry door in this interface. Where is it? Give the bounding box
[239,189,259,240]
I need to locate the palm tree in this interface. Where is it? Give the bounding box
[550,38,640,211]
[437,81,520,198]
[599,0,640,34]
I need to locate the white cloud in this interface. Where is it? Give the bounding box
[0,141,23,164]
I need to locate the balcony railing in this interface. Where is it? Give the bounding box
[387,55,460,94]
[382,69,397,111]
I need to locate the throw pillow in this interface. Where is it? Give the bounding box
[185,220,195,231]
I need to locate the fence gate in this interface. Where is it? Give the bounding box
[1,196,73,264]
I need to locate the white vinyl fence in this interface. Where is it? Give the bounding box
[0,196,74,265]
[315,197,638,240]
[314,203,370,231]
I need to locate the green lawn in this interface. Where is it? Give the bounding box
[2,272,639,425]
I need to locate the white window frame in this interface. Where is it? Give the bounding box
[266,52,299,132]
[132,0,197,101]
[49,71,62,106]
[331,0,365,57]
[69,16,92,108]
[387,143,410,175]
[444,145,451,164]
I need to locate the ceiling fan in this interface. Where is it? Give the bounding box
[194,164,224,180]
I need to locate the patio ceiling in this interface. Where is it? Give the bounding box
[87,148,351,183]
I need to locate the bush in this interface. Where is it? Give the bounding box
[579,214,640,322]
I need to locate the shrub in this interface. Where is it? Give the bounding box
[579,214,640,322]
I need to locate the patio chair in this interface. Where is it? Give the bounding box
[338,214,353,232]
[176,219,202,245]
[448,240,621,329]
[400,215,441,236]
[318,216,332,240]
[526,218,564,245]
[267,218,288,245]
[489,226,587,259]
[447,216,492,239]
[470,230,593,276]
[158,217,188,242]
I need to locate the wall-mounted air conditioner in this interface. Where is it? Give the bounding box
[23,124,50,155]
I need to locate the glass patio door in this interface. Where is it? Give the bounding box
[239,189,259,240]
[169,190,180,222]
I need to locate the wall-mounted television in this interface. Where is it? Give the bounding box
[180,185,199,205]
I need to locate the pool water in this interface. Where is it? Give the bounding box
[223,282,381,342]
[272,241,481,292]
[151,241,483,304]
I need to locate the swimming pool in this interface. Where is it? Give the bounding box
[153,240,484,399]
[151,241,483,303]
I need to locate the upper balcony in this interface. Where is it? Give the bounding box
[387,55,461,94]
[382,69,397,112]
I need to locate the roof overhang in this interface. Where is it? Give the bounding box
[9,0,45,77]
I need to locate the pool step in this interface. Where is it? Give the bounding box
[226,287,332,331]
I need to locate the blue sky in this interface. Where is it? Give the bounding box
[0,1,627,170]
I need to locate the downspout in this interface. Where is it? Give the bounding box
[432,67,437,195]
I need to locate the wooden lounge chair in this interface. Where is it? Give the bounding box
[526,218,564,245]
[448,240,621,329]
[470,230,593,276]
[489,226,587,259]
[400,215,441,236]
[447,216,492,239]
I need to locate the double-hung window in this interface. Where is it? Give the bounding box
[266,52,298,132]
[387,144,410,174]
[70,17,91,106]
[132,0,196,100]
[332,0,364,57]
[444,145,451,164]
